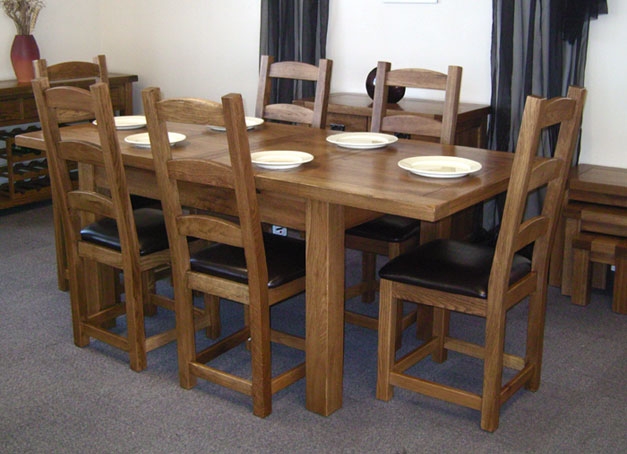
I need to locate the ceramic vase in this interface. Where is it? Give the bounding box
[365,67,406,104]
[10,35,40,84]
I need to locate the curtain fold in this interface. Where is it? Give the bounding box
[486,0,607,229]
[260,0,329,104]
[489,0,607,156]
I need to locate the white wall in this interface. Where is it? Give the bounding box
[1,0,624,167]
[327,0,492,103]
[578,4,627,166]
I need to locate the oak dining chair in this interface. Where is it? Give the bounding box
[344,62,463,345]
[33,55,109,291]
[143,88,307,417]
[255,55,333,129]
[376,86,586,431]
[32,78,211,371]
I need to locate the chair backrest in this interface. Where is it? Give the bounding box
[34,55,109,124]
[255,55,333,129]
[143,88,269,298]
[32,78,142,262]
[490,86,586,303]
[370,61,463,144]
[34,55,109,84]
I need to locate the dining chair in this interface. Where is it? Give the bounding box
[344,62,463,344]
[255,55,333,129]
[143,88,307,417]
[32,78,212,372]
[376,86,587,431]
[33,55,109,291]
[570,206,627,314]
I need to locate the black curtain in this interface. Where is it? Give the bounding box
[486,0,607,228]
[489,0,607,157]
[260,0,329,103]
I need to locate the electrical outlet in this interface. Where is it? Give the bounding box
[272,225,288,236]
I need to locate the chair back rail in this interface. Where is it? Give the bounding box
[255,55,332,129]
[371,61,462,144]
[34,55,109,123]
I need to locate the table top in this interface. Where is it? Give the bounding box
[16,121,513,223]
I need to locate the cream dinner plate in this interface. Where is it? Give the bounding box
[124,132,186,149]
[93,115,147,130]
[326,132,398,149]
[207,117,265,132]
[251,150,313,170]
[398,156,482,178]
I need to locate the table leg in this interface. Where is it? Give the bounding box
[305,199,345,416]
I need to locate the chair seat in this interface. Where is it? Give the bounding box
[80,207,169,256]
[190,233,306,288]
[378,239,531,298]
[346,215,421,242]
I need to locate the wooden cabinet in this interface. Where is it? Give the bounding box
[294,92,490,148]
[0,73,137,209]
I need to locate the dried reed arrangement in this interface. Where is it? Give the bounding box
[2,0,45,35]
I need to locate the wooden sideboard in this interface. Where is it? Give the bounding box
[0,73,138,209]
[294,92,491,148]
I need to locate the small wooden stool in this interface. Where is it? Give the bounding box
[571,232,627,314]
[561,203,627,295]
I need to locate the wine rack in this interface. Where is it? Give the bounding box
[0,126,76,209]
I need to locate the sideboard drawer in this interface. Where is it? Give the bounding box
[327,112,368,131]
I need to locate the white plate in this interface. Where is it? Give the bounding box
[326,132,398,149]
[207,117,265,132]
[398,156,482,178]
[93,115,147,130]
[124,132,186,149]
[251,151,313,170]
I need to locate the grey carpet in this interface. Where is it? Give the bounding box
[1,202,625,453]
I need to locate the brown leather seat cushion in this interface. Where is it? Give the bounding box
[378,239,531,298]
[80,208,169,256]
[346,215,421,242]
[190,233,306,289]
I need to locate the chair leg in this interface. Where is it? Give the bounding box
[571,246,592,306]
[203,294,222,339]
[361,251,377,303]
[376,279,396,402]
[143,269,158,317]
[126,270,148,372]
[613,254,627,314]
[70,255,90,347]
[526,288,549,391]
[480,305,507,432]
[176,286,198,389]
[249,299,272,417]
[431,307,449,363]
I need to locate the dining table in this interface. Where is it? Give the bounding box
[16,119,515,416]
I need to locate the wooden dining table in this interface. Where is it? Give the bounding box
[16,120,515,416]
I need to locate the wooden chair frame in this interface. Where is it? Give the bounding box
[255,55,332,129]
[33,55,109,292]
[143,88,306,417]
[376,86,587,431]
[345,62,463,342]
[32,78,197,371]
